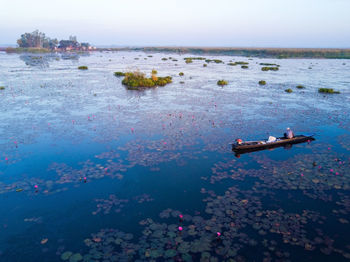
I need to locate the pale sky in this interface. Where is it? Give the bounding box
[0,0,349,47]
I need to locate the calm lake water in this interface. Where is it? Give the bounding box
[0,51,350,262]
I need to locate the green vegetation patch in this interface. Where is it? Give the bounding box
[78,66,88,70]
[217,80,228,86]
[179,72,184,76]
[258,80,266,85]
[285,88,293,93]
[161,58,168,61]
[203,64,207,67]
[114,72,126,77]
[0,86,5,90]
[121,71,172,90]
[241,65,249,69]
[296,85,305,89]
[261,66,279,71]
[318,88,340,94]
[205,59,223,64]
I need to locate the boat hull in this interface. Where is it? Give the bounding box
[232,135,315,155]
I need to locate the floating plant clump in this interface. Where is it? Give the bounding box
[217,80,228,86]
[319,88,340,94]
[262,66,279,71]
[77,66,88,70]
[114,71,125,77]
[205,59,223,64]
[121,71,172,90]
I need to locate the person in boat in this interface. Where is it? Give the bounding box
[236,138,243,145]
[284,127,294,139]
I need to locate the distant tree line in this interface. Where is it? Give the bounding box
[17,30,90,50]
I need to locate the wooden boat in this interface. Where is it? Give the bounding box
[232,135,315,155]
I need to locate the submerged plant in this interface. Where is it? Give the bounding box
[318,88,340,94]
[203,64,207,67]
[217,80,228,86]
[78,66,88,70]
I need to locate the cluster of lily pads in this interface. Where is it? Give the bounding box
[61,183,350,261]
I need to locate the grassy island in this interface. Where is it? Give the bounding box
[121,71,172,90]
[78,66,88,70]
[217,80,228,86]
[318,88,340,94]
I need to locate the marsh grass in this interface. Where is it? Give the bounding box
[78,66,88,70]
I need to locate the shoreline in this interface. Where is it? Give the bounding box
[2,46,350,59]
